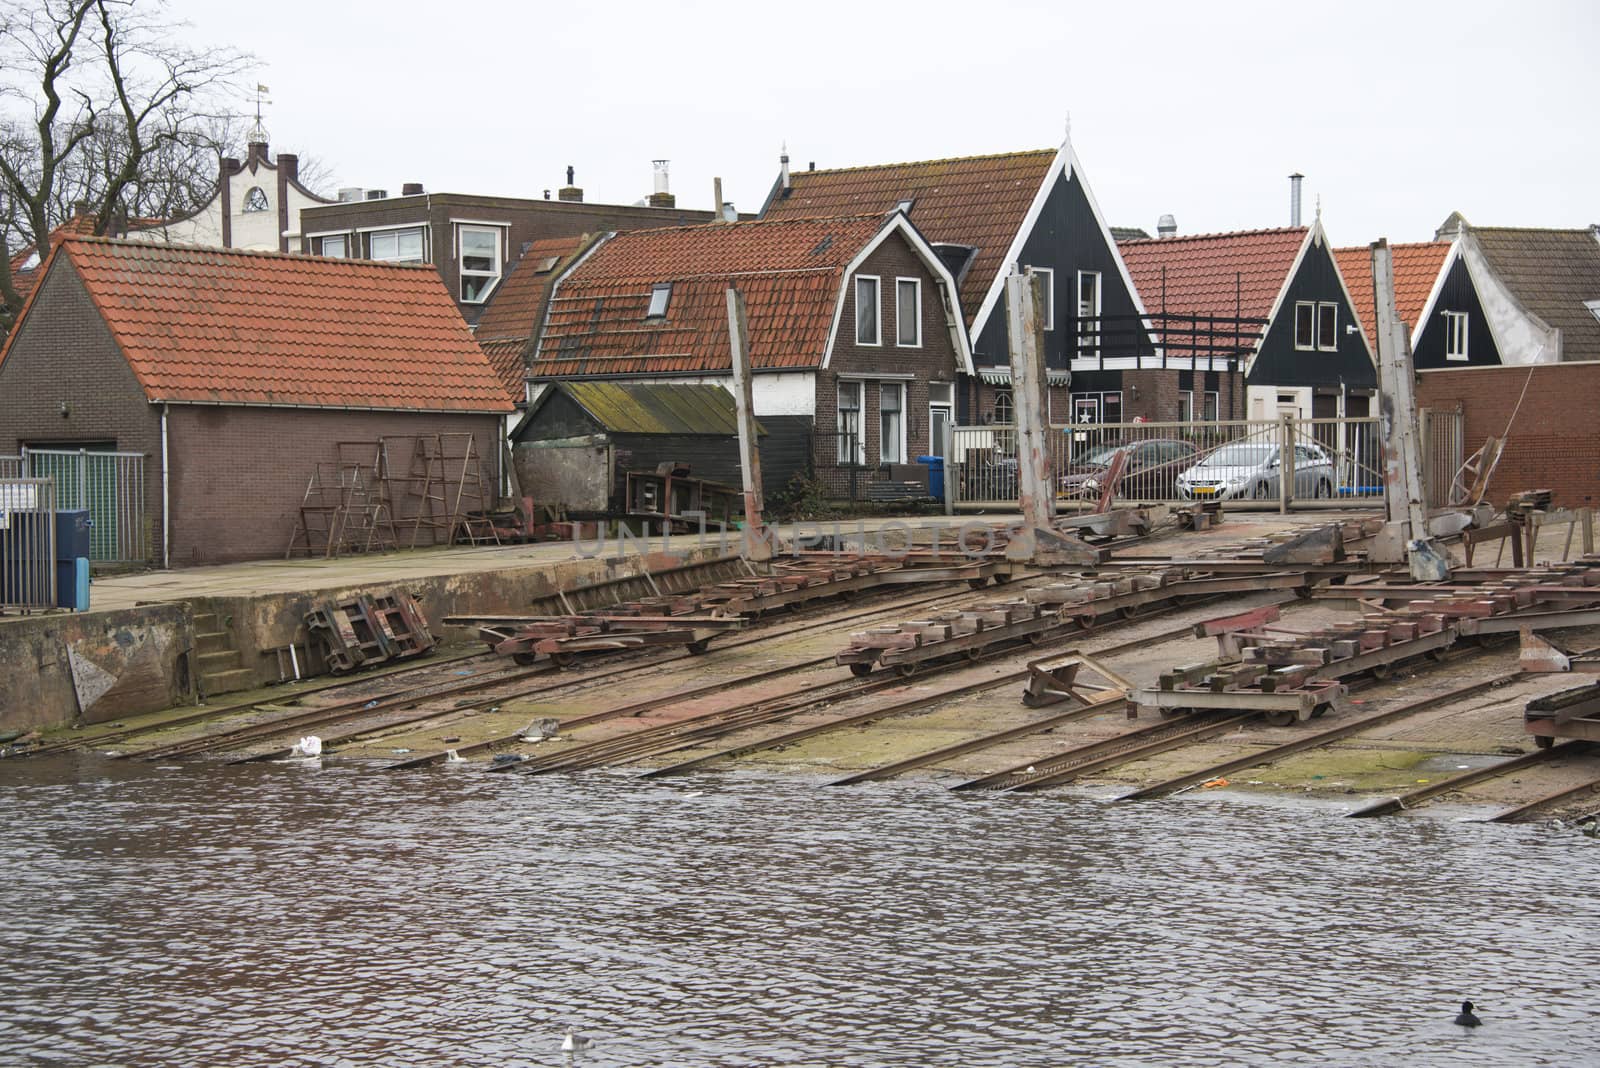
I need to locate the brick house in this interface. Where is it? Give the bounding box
[525,213,972,499]
[0,237,513,566]
[296,170,723,326]
[760,141,1156,427]
[1119,220,1376,424]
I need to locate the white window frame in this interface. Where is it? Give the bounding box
[1294,301,1315,350]
[855,275,881,346]
[647,283,672,319]
[1586,299,1600,324]
[1027,266,1055,330]
[1444,310,1470,361]
[928,382,954,456]
[367,226,427,264]
[1202,390,1220,421]
[318,234,348,258]
[879,382,906,465]
[993,391,1014,425]
[1178,390,1195,422]
[1076,269,1101,352]
[837,380,865,465]
[458,224,502,304]
[1317,302,1339,352]
[895,277,922,348]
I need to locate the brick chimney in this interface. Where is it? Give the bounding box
[401,182,424,196]
[558,164,583,203]
[277,153,299,182]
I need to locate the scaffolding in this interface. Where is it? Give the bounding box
[383,433,500,548]
[285,456,399,559]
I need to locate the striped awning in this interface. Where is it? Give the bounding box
[977,368,1071,386]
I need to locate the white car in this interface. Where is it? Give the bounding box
[1175,441,1337,501]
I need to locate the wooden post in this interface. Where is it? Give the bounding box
[1006,268,1055,532]
[1583,507,1595,556]
[725,286,772,562]
[1278,413,1292,515]
[942,420,955,518]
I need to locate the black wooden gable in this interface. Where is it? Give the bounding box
[1413,255,1501,368]
[1248,237,1376,390]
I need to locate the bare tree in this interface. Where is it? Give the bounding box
[0,0,248,334]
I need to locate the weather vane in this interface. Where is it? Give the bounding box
[248,83,270,144]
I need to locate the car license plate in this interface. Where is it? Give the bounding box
[1192,486,1216,497]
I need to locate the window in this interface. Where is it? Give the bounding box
[928,382,953,456]
[855,276,881,345]
[1317,302,1338,351]
[1444,311,1469,361]
[319,235,348,258]
[879,383,905,464]
[1027,267,1055,330]
[1178,390,1195,423]
[837,381,864,465]
[369,227,425,263]
[242,186,269,213]
[993,391,1014,425]
[1586,299,1600,324]
[895,278,921,347]
[1178,390,1220,421]
[1202,391,1219,421]
[647,283,672,318]
[1076,270,1102,353]
[459,226,501,303]
[1294,302,1316,350]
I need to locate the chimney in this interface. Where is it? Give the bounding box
[648,160,675,208]
[558,164,583,203]
[713,177,725,221]
[1157,213,1177,238]
[278,153,299,182]
[337,186,363,203]
[401,181,424,196]
[808,161,815,171]
[780,144,791,194]
[72,199,92,218]
[1289,172,1304,227]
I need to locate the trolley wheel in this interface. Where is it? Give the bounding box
[1025,631,1046,646]
[992,572,1012,585]
[1159,706,1189,719]
[550,652,576,669]
[1535,735,1554,749]
[967,577,989,590]
[1311,704,1330,718]
[965,646,983,662]
[512,653,539,666]
[1119,603,1146,621]
[895,662,920,679]
[848,662,874,678]
[1371,663,1395,681]
[685,639,710,656]
[1265,709,1295,727]
[1426,648,1448,663]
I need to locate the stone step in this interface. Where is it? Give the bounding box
[192,611,219,632]
[195,630,233,655]
[197,649,242,674]
[199,666,256,698]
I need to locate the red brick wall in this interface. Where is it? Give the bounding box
[814,235,962,497]
[1417,364,1600,508]
[166,406,505,565]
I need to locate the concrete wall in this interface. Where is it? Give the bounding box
[514,440,611,512]
[0,604,193,732]
[1417,363,1600,507]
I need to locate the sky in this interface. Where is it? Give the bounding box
[178,0,1596,246]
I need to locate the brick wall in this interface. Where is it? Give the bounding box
[1417,364,1600,507]
[166,406,505,565]
[0,257,165,559]
[813,235,962,498]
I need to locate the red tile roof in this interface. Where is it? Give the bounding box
[473,234,593,396]
[761,149,1057,326]
[1118,228,1308,322]
[9,237,513,412]
[1333,242,1451,342]
[534,215,888,377]
[6,212,101,310]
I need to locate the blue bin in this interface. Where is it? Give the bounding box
[54,509,91,611]
[916,455,945,502]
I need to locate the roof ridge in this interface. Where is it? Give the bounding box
[1334,241,1450,253]
[1470,225,1600,237]
[604,212,887,240]
[60,234,439,270]
[1120,226,1308,246]
[794,148,1055,177]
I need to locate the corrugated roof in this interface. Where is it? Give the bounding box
[559,381,764,436]
[534,215,886,377]
[8,236,514,412]
[1470,227,1600,360]
[762,149,1056,326]
[1118,228,1308,321]
[1333,242,1451,341]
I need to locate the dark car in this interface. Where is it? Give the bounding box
[1058,438,1199,501]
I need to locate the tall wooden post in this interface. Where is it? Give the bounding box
[726,286,772,562]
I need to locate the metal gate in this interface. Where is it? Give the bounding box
[16,449,148,563]
[0,477,58,609]
[1420,407,1464,509]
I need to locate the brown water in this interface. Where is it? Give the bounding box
[1,755,1596,1067]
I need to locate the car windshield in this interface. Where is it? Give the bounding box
[1080,445,1129,466]
[1202,444,1273,466]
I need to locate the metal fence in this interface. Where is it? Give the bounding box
[950,416,1388,509]
[9,449,148,563]
[0,477,58,610]
[1420,407,1465,509]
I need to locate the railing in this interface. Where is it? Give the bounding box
[950,416,1388,509]
[18,448,148,564]
[1071,312,1269,369]
[0,477,58,610]
[1420,407,1464,510]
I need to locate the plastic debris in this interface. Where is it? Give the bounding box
[288,736,322,758]
[445,749,465,763]
[492,753,523,766]
[1201,778,1230,789]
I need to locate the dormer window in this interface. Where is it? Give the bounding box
[242,187,269,212]
[647,283,672,318]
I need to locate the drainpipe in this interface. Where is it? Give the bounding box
[161,402,171,569]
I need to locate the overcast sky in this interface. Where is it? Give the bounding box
[183,0,1594,246]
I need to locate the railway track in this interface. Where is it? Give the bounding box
[1486,774,1600,823]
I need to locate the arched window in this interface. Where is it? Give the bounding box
[993,391,1014,425]
[242,186,269,212]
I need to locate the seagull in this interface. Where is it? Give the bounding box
[1453,1000,1483,1028]
[561,1026,593,1053]
[288,736,322,758]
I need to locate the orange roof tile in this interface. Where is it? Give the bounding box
[762,149,1056,326]
[475,235,592,342]
[18,237,513,412]
[534,215,887,377]
[1118,228,1308,321]
[1333,242,1452,342]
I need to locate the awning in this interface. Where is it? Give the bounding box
[977,368,1071,386]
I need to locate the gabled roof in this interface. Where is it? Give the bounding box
[1333,241,1452,341]
[1469,227,1600,358]
[473,233,595,396]
[760,149,1057,327]
[526,381,766,437]
[1118,228,1308,320]
[3,236,513,412]
[6,212,101,310]
[534,214,949,378]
